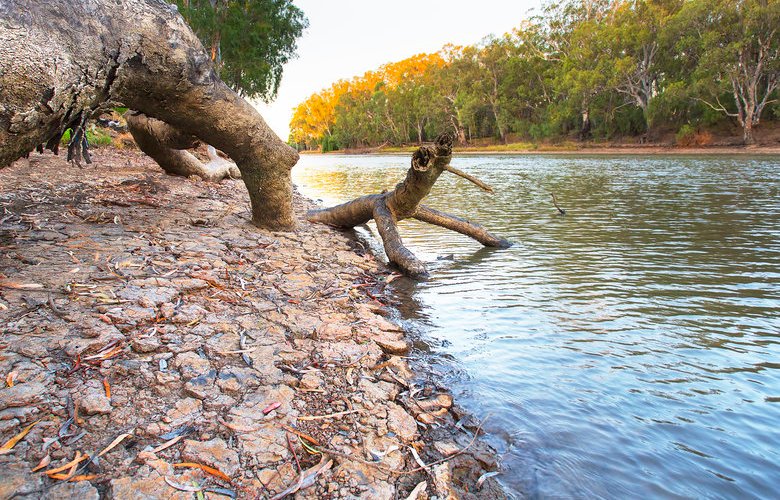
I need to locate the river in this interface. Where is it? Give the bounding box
[292,153,780,499]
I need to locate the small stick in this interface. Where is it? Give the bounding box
[444,166,494,193]
[297,409,361,421]
[551,193,566,216]
[287,432,301,473]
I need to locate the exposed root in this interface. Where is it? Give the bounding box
[126,112,240,182]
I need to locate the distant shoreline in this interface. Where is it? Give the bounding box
[300,144,780,156]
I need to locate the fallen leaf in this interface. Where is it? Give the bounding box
[476,471,500,489]
[31,454,51,472]
[97,433,132,457]
[173,462,231,482]
[0,281,44,290]
[43,451,88,475]
[405,481,427,500]
[164,477,204,492]
[5,370,18,388]
[262,402,281,415]
[102,378,111,399]
[151,434,183,454]
[68,474,98,482]
[0,419,40,454]
[280,424,320,446]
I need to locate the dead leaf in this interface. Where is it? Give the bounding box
[102,378,111,399]
[0,419,40,454]
[5,370,18,388]
[43,451,88,475]
[165,477,204,492]
[405,481,427,500]
[0,281,44,290]
[31,454,51,472]
[262,402,281,415]
[173,462,231,482]
[97,433,131,457]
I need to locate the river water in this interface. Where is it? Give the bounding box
[292,153,780,499]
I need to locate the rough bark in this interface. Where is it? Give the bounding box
[125,112,240,181]
[307,134,510,277]
[0,0,297,230]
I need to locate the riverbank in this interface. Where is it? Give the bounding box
[303,142,780,156]
[0,149,503,499]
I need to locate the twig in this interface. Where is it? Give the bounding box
[287,432,301,473]
[550,193,566,216]
[444,165,494,193]
[297,409,361,421]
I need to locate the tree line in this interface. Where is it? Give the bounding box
[290,0,778,151]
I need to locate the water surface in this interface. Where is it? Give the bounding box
[293,153,780,498]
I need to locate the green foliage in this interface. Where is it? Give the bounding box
[291,0,779,149]
[175,0,308,101]
[60,126,113,147]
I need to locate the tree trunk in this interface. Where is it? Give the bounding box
[580,108,592,141]
[0,0,298,230]
[125,112,240,181]
[307,134,510,277]
[743,119,755,146]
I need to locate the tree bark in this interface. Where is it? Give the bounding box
[0,0,298,230]
[125,112,240,181]
[307,134,510,277]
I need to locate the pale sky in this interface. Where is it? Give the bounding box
[254,0,543,141]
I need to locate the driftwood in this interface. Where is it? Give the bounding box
[307,134,510,277]
[0,0,297,230]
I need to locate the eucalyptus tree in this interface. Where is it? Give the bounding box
[671,0,779,144]
[174,0,308,101]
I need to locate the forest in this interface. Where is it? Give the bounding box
[289,0,779,151]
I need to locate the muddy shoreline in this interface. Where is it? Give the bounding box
[0,148,504,499]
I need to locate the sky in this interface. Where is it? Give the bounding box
[254,0,543,141]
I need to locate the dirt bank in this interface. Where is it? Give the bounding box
[0,148,504,499]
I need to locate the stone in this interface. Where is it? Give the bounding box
[433,441,460,457]
[432,462,456,500]
[173,351,212,380]
[0,465,43,499]
[181,438,241,477]
[184,374,215,400]
[373,337,410,355]
[165,398,202,428]
[0,381,47,411]
[416,394,453,412]
[111,474,192,500]
[78,385,112,415]
[43,481,99,500]
[386,402,417,442]
[299,371,323,390]
[358,379,398,402]
[317,322,353,341]
[131,335,161,353]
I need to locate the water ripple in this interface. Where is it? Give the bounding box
[294,154,780,499]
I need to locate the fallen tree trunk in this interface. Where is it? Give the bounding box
[307,134,510,277]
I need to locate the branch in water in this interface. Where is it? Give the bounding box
[551,192,566,216]
[444,165,494,193]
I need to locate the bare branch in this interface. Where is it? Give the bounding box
[443,165,494,193]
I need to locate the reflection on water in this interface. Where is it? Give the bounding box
[293,154,780,498]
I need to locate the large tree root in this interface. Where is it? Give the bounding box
[307,134,510,277]
[126,112,240,181]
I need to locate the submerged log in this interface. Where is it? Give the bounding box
[307,134,510,277]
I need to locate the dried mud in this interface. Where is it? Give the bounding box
[0,148,504,499]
